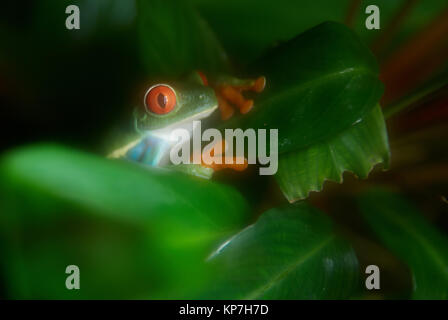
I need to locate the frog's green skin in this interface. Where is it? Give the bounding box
[112,72,217,177]
[134,72,217,133]
[109,71,262,177]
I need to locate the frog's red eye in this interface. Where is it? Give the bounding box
[144,85,176,115]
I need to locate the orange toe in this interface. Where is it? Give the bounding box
[217,94,235,120]
[208,157,248,171]
[240,99,254,114]
[253,76,266,93]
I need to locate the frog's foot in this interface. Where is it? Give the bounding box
[203,157,248,172]
[215,76,266,120]
[216,94,235,120]
[201,139,249,172]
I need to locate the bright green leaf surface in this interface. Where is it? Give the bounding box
[358,190,448,299]
[244,22,383,154]
[277,105,390,202]
[137,0,228,77]
[0,144,249,298]
[203,204,359,299]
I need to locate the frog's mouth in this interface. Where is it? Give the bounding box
[147,104,218,141]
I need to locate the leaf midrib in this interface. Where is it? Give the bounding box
[258,67,378,109]
[377,207,448,280]
[243,235,334,299]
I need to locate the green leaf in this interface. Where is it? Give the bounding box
[357,190,448,299]
[245,22,383,154]
[222,22,388,202]
[277,105,390,202]
[0,144,249,298]
[203,204,359,299]
[137,0,228,77]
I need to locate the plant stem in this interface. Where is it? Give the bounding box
[384,77,448,120]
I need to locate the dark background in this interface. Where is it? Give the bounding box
[0,1,142,153]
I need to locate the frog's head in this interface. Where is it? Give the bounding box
[134,79,218,136]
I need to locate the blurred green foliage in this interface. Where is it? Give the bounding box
[0,145,249,298]
[191,0,447,63]
[358,190,448,299]
[137,0,228,77]
[191,0,352,65]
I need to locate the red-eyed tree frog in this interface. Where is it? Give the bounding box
[109,71,265,178]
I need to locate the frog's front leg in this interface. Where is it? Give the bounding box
[217,76,266,119]
[217,76,266,120]
[199,72,266,120]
